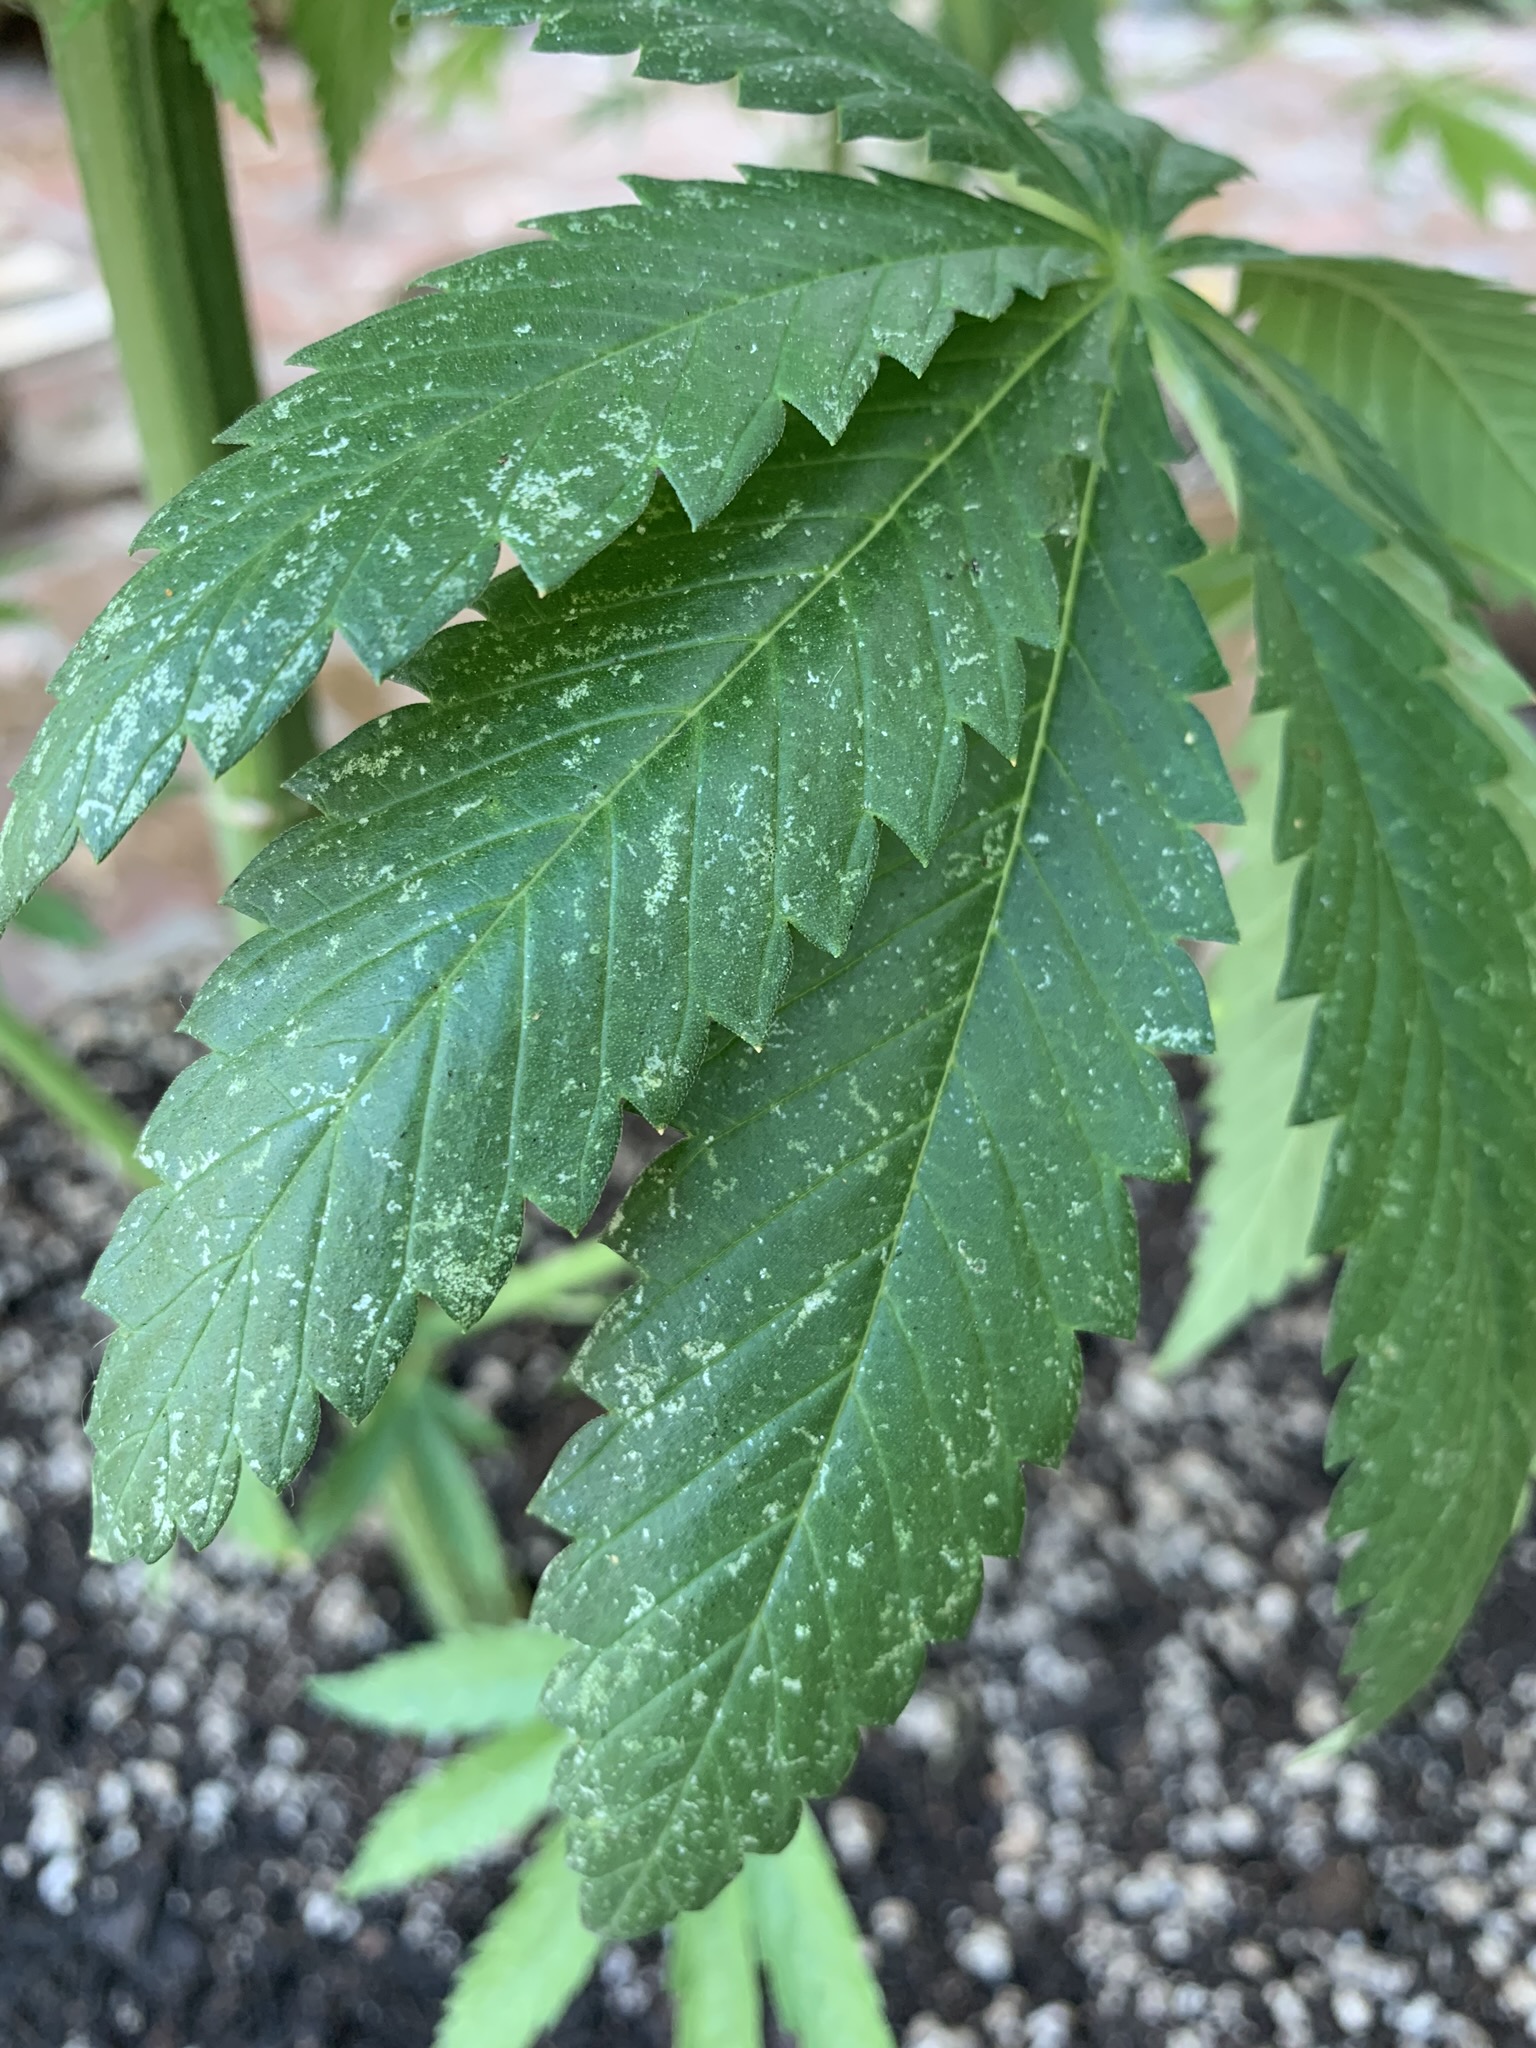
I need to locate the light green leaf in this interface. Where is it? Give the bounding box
[937,0,1107,94]
[310,1623,569,1737]
[83,288,1114,1562]
[11,886,102,948]
[167,0,268,133]
[0,169,1089,928]
[381,1389,519,1634]
[343,1722,563,1894]
[747,1811,894,2048]
[215,1461,305,1562]
[532,339,1239,1934]
[405,0,1092,203]
[435,1824,601,2048]
[669,1873,763,2048]
[290,0,401,201]
[1157,710,1332,1374]
[1182,344,1536,1734]
[1241,257,1536,597]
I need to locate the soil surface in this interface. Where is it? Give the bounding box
[4,979,1536,2048]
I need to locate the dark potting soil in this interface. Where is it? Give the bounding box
[3,976,1536,2048]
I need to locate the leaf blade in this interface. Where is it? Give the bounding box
[435,1824,601,2048]
[343,1723,563,1894]
[1157,710,1332,1374]
[1241,257,1536,597]
[531,337,1239,1934]
[405,0,1089,200]
[85,290,1114,1562]
[0,170,1090,927]
[1181,341,1536,1732]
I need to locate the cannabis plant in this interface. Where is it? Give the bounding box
[9,0,1536,1945]
[313,1624,895,2047]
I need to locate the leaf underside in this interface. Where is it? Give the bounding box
[532,341,1239,1936]
[406,0,1090,200]
[1242,257,1536,598]
[1195,354,1536,1732]
[0,169,1087,928]
[1158,709,1331,1374]
[85,290,1115,1562]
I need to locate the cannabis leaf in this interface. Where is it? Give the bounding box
[290,0,401,201]
[84,290,1113,1562]
[1241,258,1536,597]
[408,0,1090,201]
[436,1824,601,2048]
[0,171,1088,927]
[1177,344,1536,1734]
[746,1810,895,2048]
[1157,710,1331,1374]
[532,342,1239,1935]
[669,1877,763,2048]
[57,0,268,131]
[310,1625,569,1736]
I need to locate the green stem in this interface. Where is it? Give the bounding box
[39,0,316,867]
[0,993,149,1185]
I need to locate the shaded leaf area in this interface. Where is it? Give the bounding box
[407,0,1089,200]
[290,0,401,199]
[84,292,1113,1562]
[169,0,268,132]
[0,170,1087,926]
[1242,257,1536,597]
[1158,710,1331,1374]
[1202,362,1536,1733]
[533,353,1239,1936]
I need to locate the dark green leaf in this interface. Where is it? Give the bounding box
[532,342,1238,1933]
[1241,258,1536,597]
[84,289,1113,1562]
[0,171,1089,927]
[405,0,1090,201]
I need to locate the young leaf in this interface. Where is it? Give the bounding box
[310,1623,569,1737]
[11,886,102,948]
[83,290,1114,1562]
[532,341,1239,1935]
[290,0,401,201]
[435,1825,601,2048]
[747,1811,894,2048]
[0,171,1088,928]
[1241,258,1536,597]
[167,0,268,135]
[380,1387,519,1633]
[1186,354,1536,1735]
[1157,710,1332,1374]
[406,0,1091,201]
[669,1873,763,2048]
[342,1722,563,1894]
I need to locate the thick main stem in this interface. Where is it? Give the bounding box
[38,0,315,862]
